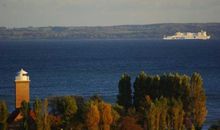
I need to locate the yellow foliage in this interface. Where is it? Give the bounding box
[101,103,113,125]
[86,104,100,130]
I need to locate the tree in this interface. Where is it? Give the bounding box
[33,99,43,130]
[33,98,51,130]
[90,95,103,105]
[141,95,158,130]
[169,99,185,130]
[55,96,78,127]
[117,74,132,110]
[142,96,169,130]
[208,120,220,130]
[43,98,50,130]
[99,103,113,130]
[119,116,143,130]
[158,97,168,130]
[132,72,207,129]
[133,72,148,110]
[88,96,114,130]
[20,101,31,130]
[147,104,157,130]
[190,73,207,130]
[85,103,100,130]
[0,101,8,130]
[191,124,196,130]
[111,106,120,130]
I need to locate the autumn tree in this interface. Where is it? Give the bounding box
[158,97,168,130]
[119,116,143,130]
[43,98,50,130]
[142,96,161,130]
[0,101,8,130]
[99,102,113,130]
[168,99,185,130]
[85,103,100,130]
[145,103,157,130]
[190,73,207,130]
[117,74,132,109]
[88,96,114,130]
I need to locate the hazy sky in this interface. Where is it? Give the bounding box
[0,0,220,27]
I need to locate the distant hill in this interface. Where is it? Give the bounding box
[0,23,220,40]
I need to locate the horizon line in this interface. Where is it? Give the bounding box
[1,22,220,29]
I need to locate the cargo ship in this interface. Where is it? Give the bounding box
[163,30,211,40]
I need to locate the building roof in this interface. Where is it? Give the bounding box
[15,68,30,81]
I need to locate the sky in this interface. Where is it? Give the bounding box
[0,0,220,27]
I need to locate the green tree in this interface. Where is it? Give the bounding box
[131,72,207,129]
[208,120,220,130]
[33,98,43,130]
[111,106,120,130]
[20,101,31,130]
[33,98,51,130]
[112,104,124,116]
[0,101,8,130]
[55,96,78,127]
[133,72,148,110]
[117,74,132,110]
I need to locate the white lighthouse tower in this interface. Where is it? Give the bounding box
[15,69,30,108]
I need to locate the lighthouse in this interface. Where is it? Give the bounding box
[15,69,30,108]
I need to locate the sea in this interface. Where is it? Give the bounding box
[0,39,219,129]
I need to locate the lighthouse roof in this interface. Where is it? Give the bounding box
[17,68,28,75]
[15,68,30,81]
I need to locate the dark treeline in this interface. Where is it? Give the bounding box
[208,120,220,130]
[117,72,207,130]
[0,72,209,130]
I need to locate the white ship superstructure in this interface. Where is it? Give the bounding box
[163,30,211,40]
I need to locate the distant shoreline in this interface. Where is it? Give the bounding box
[0,39,219,42]
[0,23,220,40]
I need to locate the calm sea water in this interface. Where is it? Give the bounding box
[0,40,219,128]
